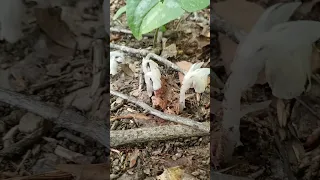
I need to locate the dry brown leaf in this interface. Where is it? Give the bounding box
[305,127,320,150]
[46,36,74,57]
[176,61,192,84]
[152,77,169,110]
[120,64,134,77]
[162,156,193,168]
[35,8,77,49]
[56,163,109,180]
[161,43,178,58]
[129,149,140,168]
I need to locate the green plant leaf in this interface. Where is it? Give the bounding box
[127,0,184,40]
[177,0,209,12]
[113,5,126,20]
[159,25,166,32]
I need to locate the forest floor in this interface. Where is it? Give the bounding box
[0,0,110,179]
[109,0,210,179]
[212,0,320,180]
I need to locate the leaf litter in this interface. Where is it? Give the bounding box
[110,0,210,179]
[0,0,110,180]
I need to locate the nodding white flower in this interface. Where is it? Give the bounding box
[142,58,161,97]
[180,62,210,110]
[110,51,125,75]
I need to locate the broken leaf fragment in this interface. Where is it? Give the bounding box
[179,62,209,110]
[110,51,125,75]
[157,166,183,180]
[142,58,162,97]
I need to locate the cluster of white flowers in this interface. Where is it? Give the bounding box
[110,50,209,111]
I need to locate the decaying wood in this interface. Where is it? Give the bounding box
[111,122,209,147]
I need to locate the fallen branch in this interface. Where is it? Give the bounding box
[110,90,209,132]
[111,122,209,147]
[0,88,109,150]
[110,43,186,74]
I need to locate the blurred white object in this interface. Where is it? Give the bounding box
[179,62,209,110]
[110,51,125,75]
[0,0,25,43]
[142,58,161,97]
[103,0,109,35]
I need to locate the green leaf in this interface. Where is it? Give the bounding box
[127,0,184,40]
[159,25,166,32]
[177,0,209,12]
[113,5,126,20]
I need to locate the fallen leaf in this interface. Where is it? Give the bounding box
[46,36,74,57]
[120,64,134,77]
[35,8,77,49]
[157,166,183,180]
[305,127,320,150]
[152,77,169,110]
[56,163,109,180]
[176,61,192,84]
[161,43,178,58]
[129,149,140,168]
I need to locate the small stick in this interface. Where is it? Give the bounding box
[0,128,43,158]
[110,43,186,74]
[110,90,209,132]
[15,150,31,172]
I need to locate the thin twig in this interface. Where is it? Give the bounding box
[110,43,186,74]
[110,90,210,132]
[15,150,31,172]
[0,128,43,158]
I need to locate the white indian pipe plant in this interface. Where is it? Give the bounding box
[142,58,161,97]
[110,51,125,75]
[179,62,210,111]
